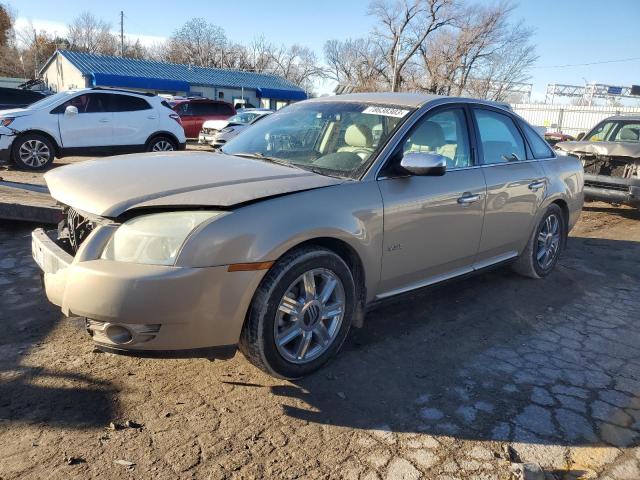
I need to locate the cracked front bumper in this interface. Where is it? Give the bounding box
[32,228,266,355]
[0,133,14,163]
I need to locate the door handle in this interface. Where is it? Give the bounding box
[457,193,481,205]
[99,118,110,123]
[528,181,546,191]
[147,115,157,120]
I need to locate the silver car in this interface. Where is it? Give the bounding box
[32,93,584,378]
[209,110,273,149]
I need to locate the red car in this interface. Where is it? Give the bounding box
[171,98,236,138]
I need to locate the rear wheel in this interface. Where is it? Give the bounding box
[11,134,55,170]
[512,204,566,278]
[239,247,356,379]
[147,136,176,152]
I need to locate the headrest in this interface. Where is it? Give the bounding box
[619,127,639,141]
[344,124,373,148]
[410,121,445,149]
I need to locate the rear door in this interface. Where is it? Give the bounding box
[56,93,113,148]
[377,106,487,296]
[110,94,157,146]
[175,102,196,137]
[471,106,547,267]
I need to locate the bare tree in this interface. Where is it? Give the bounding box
[324,38,385,91]
[67,12,117,55]
[268,44,326,91]
[368,0,457,91]
[165,18,227,67]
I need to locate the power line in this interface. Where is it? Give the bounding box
[533,56,640,69]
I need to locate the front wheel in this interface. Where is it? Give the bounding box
[239,247,356,379]
[147,136,176,152]
[512,204,566,278]
[11,134,56,170]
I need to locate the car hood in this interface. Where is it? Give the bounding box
[0,107,31,118]
[556,141,640,159]
[202,119,229,130]
[45,151,345,218]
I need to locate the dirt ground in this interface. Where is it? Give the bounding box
[1,192,640,479]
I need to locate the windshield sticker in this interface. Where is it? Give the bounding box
[362,106,410,118]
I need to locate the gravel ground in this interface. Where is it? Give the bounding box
[1,202,640,480]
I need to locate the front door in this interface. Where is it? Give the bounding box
[471,107,547,266]
[57,93,113,148]
[377,106,487,297]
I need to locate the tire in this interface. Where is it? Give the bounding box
[11,133,56,170]
[147,135,176,152]
[512,203,566,279]
[239,246,356,379]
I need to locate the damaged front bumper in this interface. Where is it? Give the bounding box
[584,174,640,207]
[31,227,265,358]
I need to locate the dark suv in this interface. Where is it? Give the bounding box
[0,87,46,110]
[556,115,640,209]
[170,98,235,138]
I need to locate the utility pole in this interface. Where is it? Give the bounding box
[120,11,124,57]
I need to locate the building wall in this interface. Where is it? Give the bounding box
[41,54,88,92]
[512,104,640,136]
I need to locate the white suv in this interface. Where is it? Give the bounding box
[0,87,186,170]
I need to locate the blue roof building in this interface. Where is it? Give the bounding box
[40,50,307,109]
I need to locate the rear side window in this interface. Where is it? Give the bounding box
[111,94,151,112]
[192,102,232,115]
[473,108,526,164]
[522,122,554,159]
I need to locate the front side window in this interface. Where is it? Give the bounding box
[585,121,615,142]
[52,93,109,114]
[474,108,526,164]
[402,108,471,168]
[222,102,413,178]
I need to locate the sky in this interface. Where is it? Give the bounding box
[10,0,640,102]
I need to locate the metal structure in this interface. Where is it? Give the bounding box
[545,83,640,105]
[512,103,640,136]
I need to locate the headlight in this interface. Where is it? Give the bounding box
[101,211,223,265]
[1,118,14,127]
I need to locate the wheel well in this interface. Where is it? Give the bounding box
[286,237,367,327]
[146,131,179,148]
[551,199,570,246]
[12,130,60,157]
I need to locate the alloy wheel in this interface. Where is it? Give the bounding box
[152,140,174,151]
[18,139,51,167]
[536,213,561,270]
[274,268,345,364]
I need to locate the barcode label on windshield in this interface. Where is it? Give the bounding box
[362,106,410,118]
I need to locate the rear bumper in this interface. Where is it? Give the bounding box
[584,174,640,207]
[32,227,265,353]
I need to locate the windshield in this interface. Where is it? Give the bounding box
[221,101,412,178]
[26,90,79,110]
[585,120,640,143]
[228,112,262,124]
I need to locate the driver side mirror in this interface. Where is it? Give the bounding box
[65,105,78,116]
[576,132,585,141]
[400,151,447,176]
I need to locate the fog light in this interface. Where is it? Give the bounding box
[105,324,133,344]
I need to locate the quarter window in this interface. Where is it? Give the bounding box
[522,122,554,159]
[474,109,526,164]
[402,108,472,168]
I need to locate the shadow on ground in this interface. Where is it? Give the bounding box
[271,236,640,449]
[0,221,117,429]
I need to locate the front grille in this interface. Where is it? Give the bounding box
[58,207,95,253]
[583,158,633,178]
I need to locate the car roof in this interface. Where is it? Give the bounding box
[305,92,513,110]
[173,98,230,104]
[603,114,640,122]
